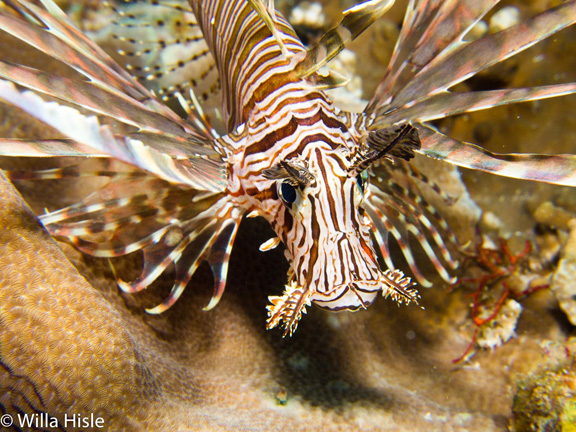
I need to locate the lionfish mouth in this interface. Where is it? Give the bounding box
[266,269,421,337]
[311,279,382,312]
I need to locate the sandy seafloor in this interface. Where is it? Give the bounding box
[0,0,575,431]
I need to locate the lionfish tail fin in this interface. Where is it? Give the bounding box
[266,282,312,337]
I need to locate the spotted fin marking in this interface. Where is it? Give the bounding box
[104,0,221,112]
[0,0,245,315]
[0,0,227,191]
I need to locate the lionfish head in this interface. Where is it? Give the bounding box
[262,122,422,336]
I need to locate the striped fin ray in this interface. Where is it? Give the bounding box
[22,162,243,310]
[1,0,189,126]
[0,79,225,191]
[0,0,227,190]
[372,83,576,126]
[365,0,576,186]
[416,124,576,187]
[0,139,110,157]
[298,0,396,78]
[0,61,197,137]
[384,1,576,111]
[3,158,147,181]
[367,0,499,110]
[145,201,242,314]
[364,161,459,286]
[39,175,197,239]
[103,0,221,112]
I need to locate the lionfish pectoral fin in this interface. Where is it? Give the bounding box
[366,0,499,112]
[0,0,188,125]
[363,171,459,286]
[382,1,576,113]
[298,0,396,78]
[0,79,225,191]
[109,258,151,294]
[416,123,576,187]
[266,281,312,337]
[203,218,241,311]
[110,227,194,294]
[143,201,243,315]
[374,83,576,126]
[0,60,185,138]
[143,227,219,315]
[0,138,109,158]
[381,269,422,308]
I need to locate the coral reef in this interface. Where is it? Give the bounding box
[551,219,576,326]
[0,1,575,431]
[512,362,576,432]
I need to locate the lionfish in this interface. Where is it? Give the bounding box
[0,0,575,336]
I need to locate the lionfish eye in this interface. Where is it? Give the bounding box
[356,170,369,194]
[278,181,297,206]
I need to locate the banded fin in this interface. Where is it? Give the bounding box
[298,0,395,78]
[0,0,191,127]
[365,0,576,186]
[146,205,242,314]
[0,80,225,191]
[365,160,459,287]
[24,165,243,313]
[0,139,109,158]
[416,124,576,187]
[390,1,576,111]
[368,0,499,110]
[204,218,241,311]
[0,61,192,138]
[372,83,576,127]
